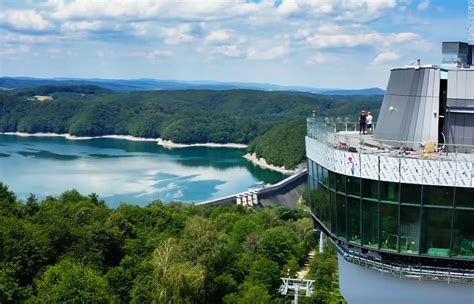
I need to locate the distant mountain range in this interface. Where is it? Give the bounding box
[0,77,385,96]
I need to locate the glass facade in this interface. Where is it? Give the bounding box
[308,158,474,260]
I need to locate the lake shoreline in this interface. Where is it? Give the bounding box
[243,152,300,175]
[0,132,248,149]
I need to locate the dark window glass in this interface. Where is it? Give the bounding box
[380,181,399,202]
[452,209,474,259]
[318,164,324,183]
[362,178,378,200]
[336,194,347,240]
[312,162,318,181]
[330,191,337,233]
[423,186,453,207]
[362,200,379,249]
[347,197,361,244]
[328,171,336,190]
[308,159,314,178]
[346,176,360,197]
[421,208,452,257]
[455,187,474,208]
[401,184,421,205]
[380,203,399,251]
[321,187,331,229]
[321,167,329,186]
[336,174,345,193]
[309,178,319,213]
[400,206,421,254]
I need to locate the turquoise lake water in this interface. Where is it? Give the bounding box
[0,135,285,207]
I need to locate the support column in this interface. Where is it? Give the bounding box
[319,230,324,253]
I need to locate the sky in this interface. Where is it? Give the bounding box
[0,0,470,89]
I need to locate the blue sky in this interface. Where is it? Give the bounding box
[0,0,469,89]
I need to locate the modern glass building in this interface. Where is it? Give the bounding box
[306,41,474,303]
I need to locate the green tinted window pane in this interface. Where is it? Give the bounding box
[336,174,345,193]
[346,176,360,197]
[455,188,474,208]
[362,179,378,200]
[321,167,329,186]
[421,208,452,257]
[380,203,399,251]
[328,171,336,190]
[318,164,324,183]
[423,186,453,207]
[380,181,399,202]
[348,197,361,244]
[400,206,421,254]
[452,209,474,259]
[312,162,318,181]
[322,187,331,229]
[308,159,314,178]
[330,191,337,233]
[362,200,379,249]
[336,194,347,240]
[309,178,319,213]
[401,184,421,205]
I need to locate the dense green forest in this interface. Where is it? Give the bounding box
[248,118,307,170]
[0,183,344,303]
[0,85,381,145]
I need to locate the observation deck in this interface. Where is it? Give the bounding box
[305,119,474,282]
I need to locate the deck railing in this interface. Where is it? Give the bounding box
[307,118,474,161]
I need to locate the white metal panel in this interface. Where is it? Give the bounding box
[455,161,472,187]
[379,156,400,182]
[456,70,467,99]
[400,158,423,184]
[343,152,360,177]
[360,154,379,180]
[333,150,345,174]
[438,161,457,186]
[422,159,440,185]
[447,70,457,99]
[466,70,474,100]
[421,69,429,96]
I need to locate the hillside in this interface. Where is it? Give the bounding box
[0,86,381,144]
[0,77,384,95]
[0,183,343,303]
[247,119,307,170]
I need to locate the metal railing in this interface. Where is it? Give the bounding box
[327,235,474,283]
[307,119,474,161]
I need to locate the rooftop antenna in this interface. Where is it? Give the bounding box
[469,0,474,44]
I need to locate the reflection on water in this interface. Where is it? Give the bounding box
[0,135,285,207]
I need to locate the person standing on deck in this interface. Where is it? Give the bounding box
[359,110,367,134]
[366,111,373,134]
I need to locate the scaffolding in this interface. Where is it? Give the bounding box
[469,0,474,44]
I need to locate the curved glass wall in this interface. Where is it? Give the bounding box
[308,158,474,260]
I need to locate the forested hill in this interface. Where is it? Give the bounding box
[0,86,382,144]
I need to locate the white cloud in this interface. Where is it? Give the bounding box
[0,10,53,31]
[247,45,288,60]
[372,51,400,65]
[0,45,30,58]
[305,52,330,65]
[211,45,243,58]
[61,21,103,32]
[1,33,52,44]
[48,0,269,22]
[205,30,232,43]
[145,50,173,61]
[417,0,430,11]
[306,32,418,49]
[161,23,202,45]
[277,0,398,22]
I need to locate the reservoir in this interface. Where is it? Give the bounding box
[0,135,285,207]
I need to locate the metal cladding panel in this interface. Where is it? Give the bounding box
[400,158,423,184]
[447,70,457,99]
[438,161,457,186]
[456,71,467,99]
[360,154,379,180]
[344,152,360,177]
[375,68,440,145]
[455,161,473,187]
[422,159,440,185]
[379,156,400,182]
[467,71,474,99]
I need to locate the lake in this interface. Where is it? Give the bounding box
[0,135,285,207]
